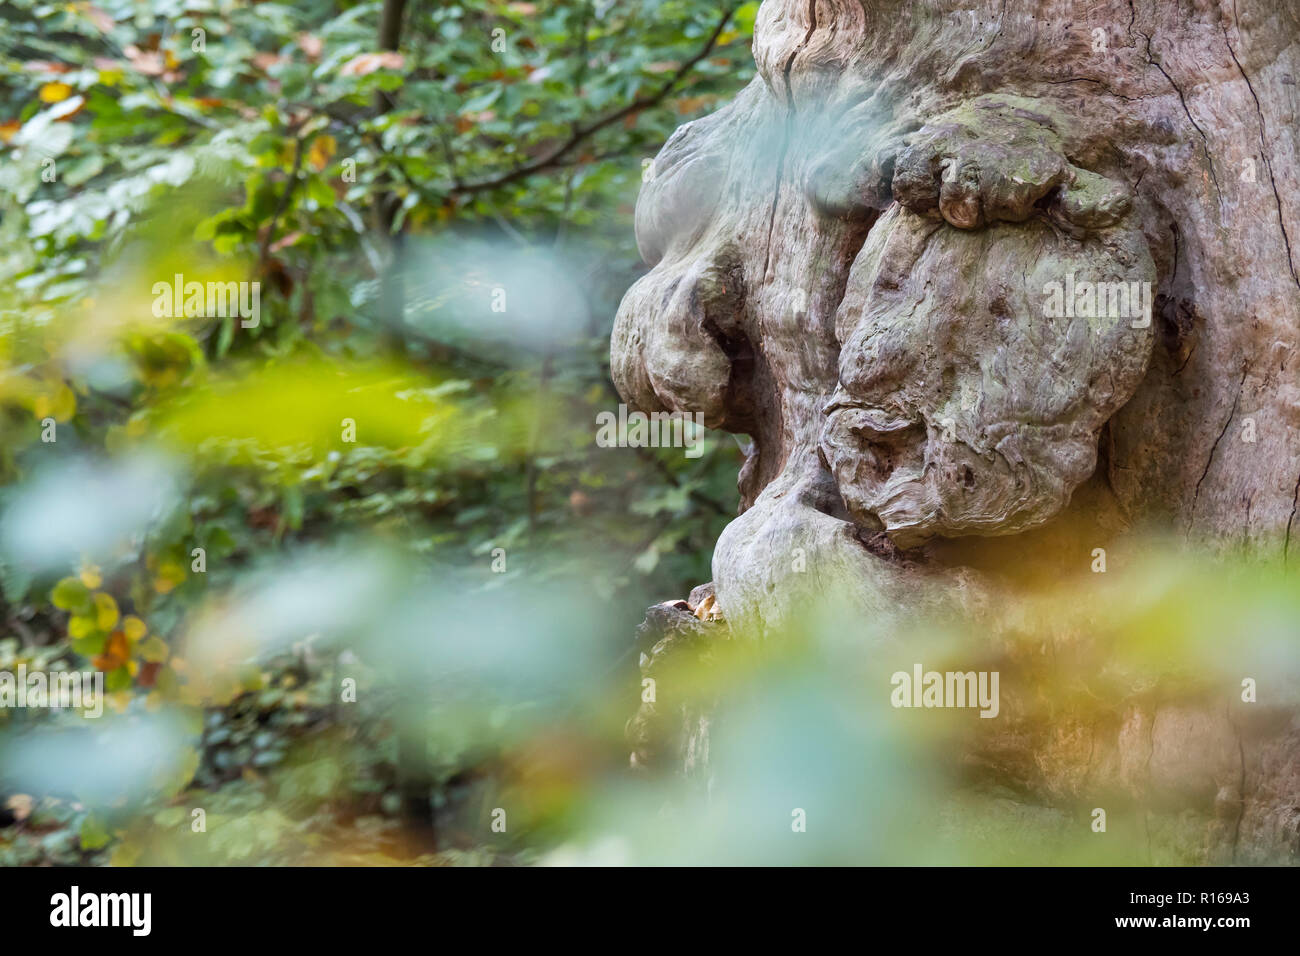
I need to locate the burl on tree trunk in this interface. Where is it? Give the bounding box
[614,0,1300,862]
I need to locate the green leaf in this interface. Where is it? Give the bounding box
[139,635,169,663]
[79,814,112,850]
[72,633,107,657]
[51,577,92,613]
[306,174,335,208]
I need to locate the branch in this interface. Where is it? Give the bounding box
[451,5,738,195]
[633,445,732,517]
[258,135,305,268]
[329,102,626,209]
[376,0,410,116]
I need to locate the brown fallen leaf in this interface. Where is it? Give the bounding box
[123,45,164,76]
[339,51,404,77]
[5,794,33,821]
[251,52,285,71]
[83,4,115,33]
[25,61,73,74]
[92,629,130,672]
[298,33,323,60]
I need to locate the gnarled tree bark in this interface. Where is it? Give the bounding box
[614,0,1300,862]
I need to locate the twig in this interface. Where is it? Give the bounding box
[633,445,732,517]
[258,135,306,268]
[451,5,738,195]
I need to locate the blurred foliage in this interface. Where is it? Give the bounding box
[2,1,1293,869]
[0,0,754,865]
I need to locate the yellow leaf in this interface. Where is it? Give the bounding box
[154,559,184,594]
[53,385,76,420]
[68,615,96,639]
[123,615,147,641]
[39,82,73,103]
[307,133,336,171]
[140,635,170,663]
[34,384,76,422]
[79,565,102,588]
[94,592,119,630]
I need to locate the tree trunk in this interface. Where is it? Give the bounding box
[614,0,1300,862]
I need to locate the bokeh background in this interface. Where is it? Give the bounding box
[0,0,757,865]
[1,0,1295,866]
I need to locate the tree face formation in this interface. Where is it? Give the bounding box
[613,0,1300,628]
[615,0,1300,864]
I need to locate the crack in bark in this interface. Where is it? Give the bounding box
[1284,468,1300,563]
[1044,75,1152,103]
[1137,30,1223,204]
[1222,18,1300,292]
[1242,491,1254,549]
[761,152,789,283]
[1189,366,1248,529]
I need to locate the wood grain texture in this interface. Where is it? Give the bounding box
[614,0,1300,861]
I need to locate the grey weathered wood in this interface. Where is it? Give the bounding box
[614,0,1300,861]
